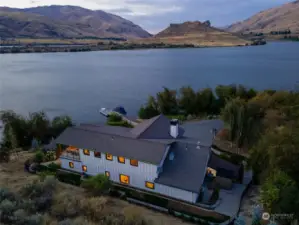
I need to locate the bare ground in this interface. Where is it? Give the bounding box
[0,151,192,225]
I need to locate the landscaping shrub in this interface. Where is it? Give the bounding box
[51,192,81,220]
[34,150,45,163]
[48,163,61,171]
[56,170,81,186]
[20,176,56,212]
[0,199,18,222]
[45,151,56,162]
[108,113,122,122]
[107,121,134,128]
[58,218,73,225]
[81,174,111,195]
[123,206,150,225]
[13,209,28,225]
[103,213,125,225]
[79,197,109,221]
[166,115,187,122]
[25,213,43,225]
[0,188,17,202]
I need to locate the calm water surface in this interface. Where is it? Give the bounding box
[1,42,299,123]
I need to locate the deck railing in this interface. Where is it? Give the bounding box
[60,150,80,161]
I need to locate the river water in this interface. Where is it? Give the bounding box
[0,41,299,123]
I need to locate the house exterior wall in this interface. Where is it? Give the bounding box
[79,149,159,189]
[60,157,82,173]
[59,148,199,203]
[154,183,198,203]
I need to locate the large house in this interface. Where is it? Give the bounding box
[54,115,241,204]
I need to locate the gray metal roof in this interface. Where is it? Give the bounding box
[131,114,184,139]
[155,142,211,193]
[54,127,168,165]
[79,123,134,138]
[180,120,224,146]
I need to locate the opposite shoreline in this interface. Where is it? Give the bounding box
[0,40,266,54]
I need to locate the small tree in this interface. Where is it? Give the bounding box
[34,150,45,164]
[81,174,111,195]
[108,113,122,123]
[0,144,10,162]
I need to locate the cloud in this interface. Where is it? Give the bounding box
[86,0,184,16]
[0,0,294,34]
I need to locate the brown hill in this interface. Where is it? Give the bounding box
[0,5,151,39]
[136,21,250,47]
[227,0,299,33]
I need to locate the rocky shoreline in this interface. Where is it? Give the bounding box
[0,41,266,54]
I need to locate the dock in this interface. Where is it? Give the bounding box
[99,107,138,126]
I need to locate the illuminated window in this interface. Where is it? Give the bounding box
[83,149,90,155]
[106,153,113,161]
[105,171,110,177]
[82,165,87,172]
[94,151,101,158]
[118,156,125,164]
[66,146,79,151]
[207,167,217,177]
[145,181,155,189]
[119,174,130,185]
[130,159,138,167]
[69,162,74,168]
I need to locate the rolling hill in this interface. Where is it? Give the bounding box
[136,21,250,47]
[0,5,151,39]
[227,0,299,33]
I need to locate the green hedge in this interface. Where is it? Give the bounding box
[56,170,81,186]
[166,115,187,121]
[113,185,169,208]
[107,121,133,128]
[37,163,61,173]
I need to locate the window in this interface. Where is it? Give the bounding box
[69,162,74,168]
[207,167,217,177]
[145,181,155,189]
[83,149,90,156]
[106,153,113,161]
[130,159,138,167]
[105,171,110,177]
[82,165,87,172]
[118,156,125,164]
[94,151,101,158]
[119,174,130,185]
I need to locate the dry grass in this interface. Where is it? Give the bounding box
[131,31,250,47]
[0,151,192,225]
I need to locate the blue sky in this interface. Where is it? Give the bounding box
[0,0,294,33]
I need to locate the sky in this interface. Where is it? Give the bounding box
[0,0,294,34]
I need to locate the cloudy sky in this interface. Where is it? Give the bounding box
[0,0,294,33]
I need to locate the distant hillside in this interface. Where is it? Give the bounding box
[0,5,151,39]
[135,21,250,47]
[227,0,299,34]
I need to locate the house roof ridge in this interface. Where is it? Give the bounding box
[72,125,168,146]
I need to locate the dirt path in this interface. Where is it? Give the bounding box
[0,151,191,225]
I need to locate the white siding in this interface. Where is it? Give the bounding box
[60,157,82,173]
[154,183,198,203]
[60,149,199,203]
[79,149,158,190]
